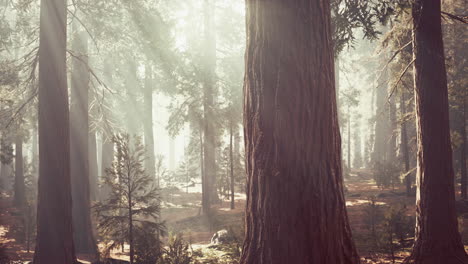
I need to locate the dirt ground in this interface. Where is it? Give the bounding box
[1,169,467,263]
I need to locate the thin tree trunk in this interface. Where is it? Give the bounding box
[89,131,98,201]
[461,97,467,199]
[241,1,360,263]
[69,21,97,256]
[199,122,206,214]
[128,176,134,264]
[404,1,468,263]
[0,138,12,191]
[229,119,234,210]
[169,137,175,171]
[31,127,38,182]
[348,104,351,169]
[400,89,411,196]
[14,135,26,207]
[144,64,156,178]
[34,0,76,262]
[388,95,397,162]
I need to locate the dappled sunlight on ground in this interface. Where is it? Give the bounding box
[346,199,386,207]
[1,169,467,264]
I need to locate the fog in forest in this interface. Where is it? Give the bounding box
[0,1,467,264]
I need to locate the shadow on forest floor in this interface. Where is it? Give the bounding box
[1,168,468,263]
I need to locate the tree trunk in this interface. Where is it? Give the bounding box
[89,131,98,201]
[70,21,97,256]
[202,0,218,215]
[229,119,235,210]
[14,135,26,207]
[404,1,468,263]
[240,1,360,263]
[144,64,156,178]
[126,62,140,136]
[100,60,114,201]
[0,138,12,191]
[34,0,76,262]
[31,127,38,182]
[128,181,134,264]
[347,104,351,169]
[199,122,207,214]
[372,55,389,164]
[388,95,397,163]
[169,137,175,171]
[400,89,411,196]
[461,97,467,200]
[353,126,362,169]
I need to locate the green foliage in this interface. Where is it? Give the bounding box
[0,138,13,165]
[373,161,400,189]
[363,200,414,256]
[379,203,414,260]
[158,234,200,264]
[134,222,164,264]
[94,134,165,259]
[363,196,383,249]
[332,0,410,54]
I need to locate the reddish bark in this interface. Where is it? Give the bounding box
[34,0,76,263]
[240,1,360,263]
[404,0,468,263]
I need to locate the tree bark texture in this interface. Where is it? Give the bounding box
[404,0,468,263]
[241,1,360,263]
[34,0,77,262]
[70,24,97,255]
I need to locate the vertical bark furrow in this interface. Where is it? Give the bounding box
[34,0,77,262]
[241,1,359,263]
[404,0,468,263]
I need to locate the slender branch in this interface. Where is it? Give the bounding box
[441,11,468,24]
[386,58,415,104]
[67,8,100,52]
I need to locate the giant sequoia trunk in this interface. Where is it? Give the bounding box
[202,0,217,214]
[70,23,97,255]
[404,1,468,263]
[34,0,77,262]
[240,1,360,263]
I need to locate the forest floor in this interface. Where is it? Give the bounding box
[1,169,468,263]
